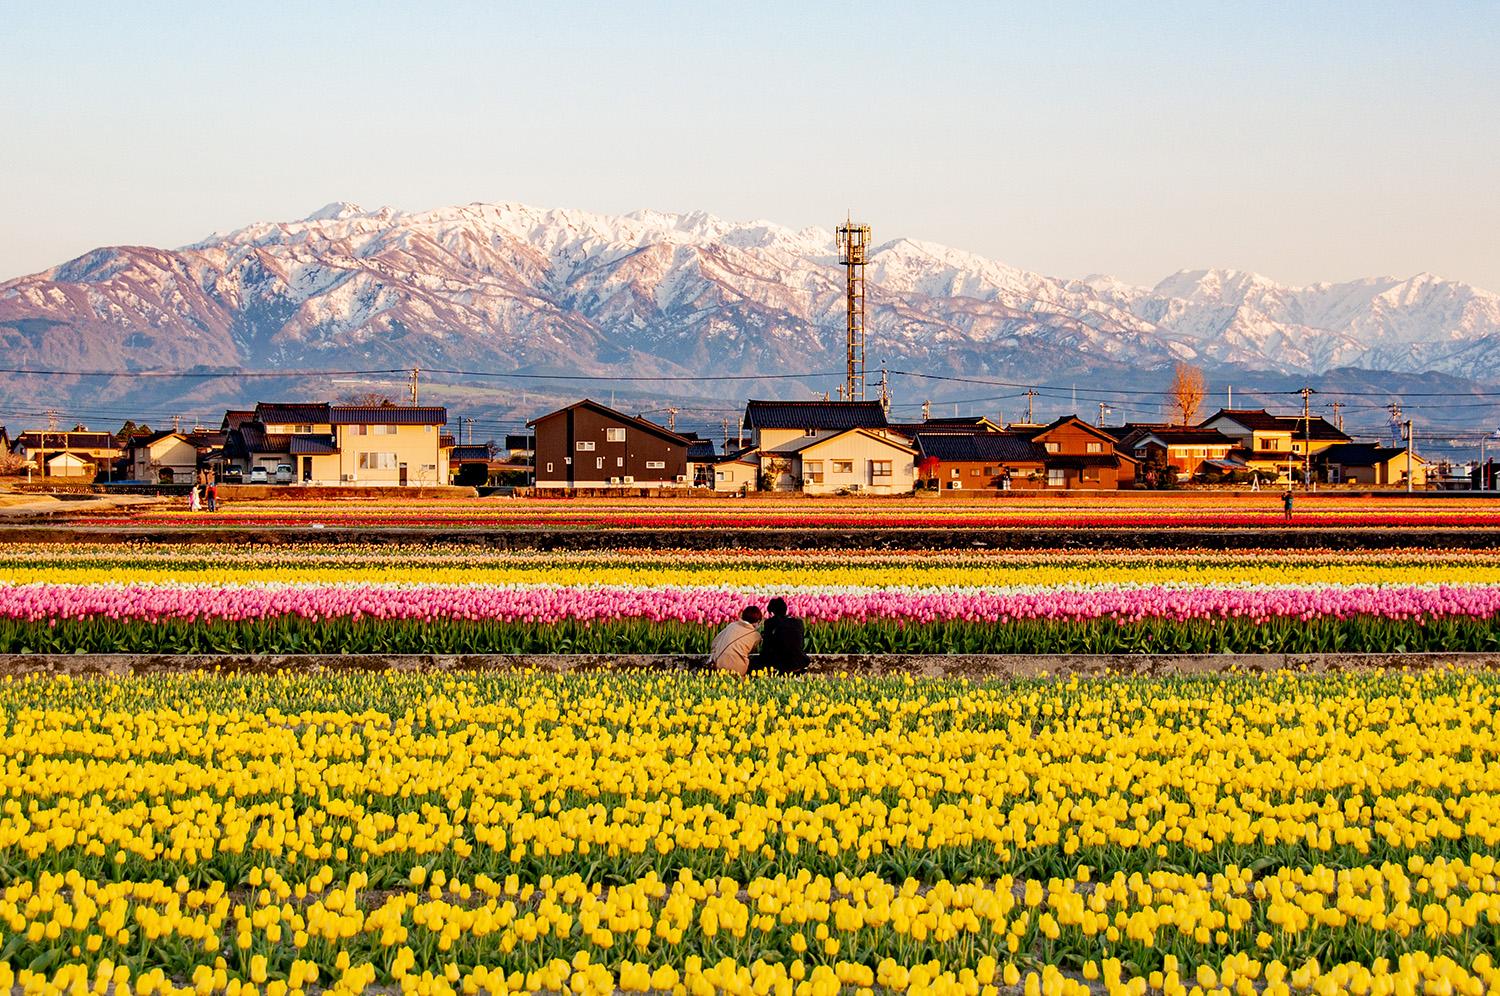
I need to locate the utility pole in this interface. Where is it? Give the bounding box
[461,417,475,445]
[666,407,679,432]
[721,418,730,451]
[921,399,931,422]
[877,368,891,415]
[1387,402,1403,447]
[409,367,420,405]
[836,384,846,402]
[1299,387,1315,489]
[1402,419,1415,492]
[1097,402,1111,426]
[1024,389,1038,425]
[1329,401,1344,432]
[46,409,59,431]
[172,414,182,433]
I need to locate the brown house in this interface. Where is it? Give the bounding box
[528,399,690,489]
[913,432,1048,491]
[1024,416,1138,489]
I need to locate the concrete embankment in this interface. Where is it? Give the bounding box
[4,652,1499,677]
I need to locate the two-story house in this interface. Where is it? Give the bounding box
[1022,416,1138,489]
[12,430,122,479]
[1199,408,1349,481]
[912,432,1048,490]
[528,399,689,489]
[742,400,915,494]
[223,402,451,485]
[1113,424,1238,478]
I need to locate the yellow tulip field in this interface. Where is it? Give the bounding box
[3,667,1499,995]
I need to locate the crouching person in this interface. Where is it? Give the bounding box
[709,605,763,677]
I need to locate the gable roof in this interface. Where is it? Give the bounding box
[1022,415,1122,444]
[525,399,690,445]
[686,440,718,462]
[1132,427,1238,447]
[221,410,255,431]
[912,432,1048,463]
[742,400,888,431]
[1201,408,1349,441]
[1318,442,1427,466]
[787,426,916,455]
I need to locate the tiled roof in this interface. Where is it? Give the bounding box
[288,435,340,456]
[439,434,456,448]
[913,433,1048,463]
[451,445,492,462]
[686,440,718,462]
[1133,427,1237,446]
[742,400,888,431]
[715,446,759,465]
[255,403,331,425]
[16,431,117,449]
[787,427,915,455]
[1318,442,1415,466]
[233,424,291,454]
[1022,416,1120,443]
[221,410,256,431]
[1202,409,1348,441]
[330,405,447,426]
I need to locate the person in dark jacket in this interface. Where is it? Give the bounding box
[756,596,810,674]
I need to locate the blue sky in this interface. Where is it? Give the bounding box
[2,1,1497,288]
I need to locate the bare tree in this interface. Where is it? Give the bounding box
[339,391,396,407]
[1169,363,1207,426]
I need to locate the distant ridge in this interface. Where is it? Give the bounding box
[2,201,1498,401]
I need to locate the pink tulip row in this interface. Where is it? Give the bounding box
[3,583,1499,626]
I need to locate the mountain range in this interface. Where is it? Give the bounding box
[3,201,1499,422]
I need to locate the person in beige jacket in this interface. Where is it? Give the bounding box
[709,605,763,676]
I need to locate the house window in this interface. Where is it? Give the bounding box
[1047,468,1066,487]
[1044,442,1060,453]
[547,462,554,473]
[804,461,824,483]
[606,428,626,442]
[294,424,314,434]
[1086,442,1103,453]
[617,457,624,468]
[715,471,725,482]
[576,440,596,451]
[355,425,397,435]
[1259,439,1275,450]
[358,452,397,470]
[832,461,853,474]
[645,460,666,470]
[983,466,997,475]
[951,468,961,478]
[871,461,892,479]
[1082,467,1099,482]
[1292,443,1302,452]
[970,468,981,477]
[596,457,605,470]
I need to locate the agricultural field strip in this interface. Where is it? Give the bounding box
[1,670,1498,994]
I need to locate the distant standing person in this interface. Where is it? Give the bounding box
[709,605,763,677]
[205,476,218,512]
[757,596,810,675]
[188,482,201,512]
[1282,489,1294,521]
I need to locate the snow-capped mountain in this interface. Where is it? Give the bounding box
[3,201,1498,405]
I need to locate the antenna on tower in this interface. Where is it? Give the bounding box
[836,216,871,403]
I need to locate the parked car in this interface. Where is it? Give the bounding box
[274,464,294,484]
[220,467,243,484]
[249,467,268,485]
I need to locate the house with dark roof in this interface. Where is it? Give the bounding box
[1198,408,1350,480]
[1317,442,1429,487]
[1115,425,1239,478]
[12,430,122,479]
[527,399,690,490]
[888,415,1005,438]
[221,402,450,485]
[1019,417,1139,489]
[741,400,914,493]
[912,432,1048,491]
[711,446,761,493]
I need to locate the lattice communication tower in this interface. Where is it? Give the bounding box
[837,218,871,402]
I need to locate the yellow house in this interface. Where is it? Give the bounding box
[1319,443,1429,487]
[784,428,917,495]
[1199,408,1350,481]
[742,399,913,493]
[712,448,760,492]
[227,403,452,486]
